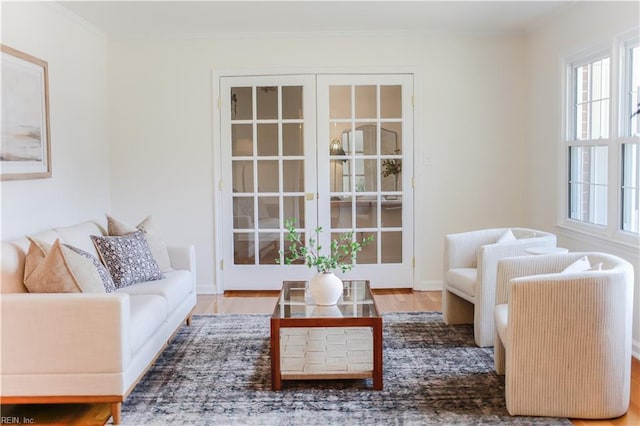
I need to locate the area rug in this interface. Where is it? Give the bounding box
[121,312,570,425]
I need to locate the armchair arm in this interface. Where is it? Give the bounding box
[0,293,131,376]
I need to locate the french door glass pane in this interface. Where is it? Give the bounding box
[282,160,304,192]
[329,86,351,119]
[257,124,278,156]
[232,124,253,156]
[257,87,277,119]
[282,86,303,119]
[232,161,253,192]
[355,85,377,119]
[258,233,280,265]
[283,123,303,156]
[331,197,352,228]
[380,85,402,118]
[231,87,252,120]
[283,196,305,227]
[233,197,253,228]
[257,160,279,192]
[381,232,402,263]
[233,233,254,264]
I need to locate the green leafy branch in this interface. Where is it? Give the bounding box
[277,218,374,273]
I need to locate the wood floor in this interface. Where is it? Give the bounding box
[1,290,638,425]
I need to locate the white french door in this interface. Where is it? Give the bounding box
[219,73,414,290]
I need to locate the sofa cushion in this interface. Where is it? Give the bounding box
[116,270,192,311]
[445,268,477,297]
[494,304,508,345]
[128,294,168,354]
[92,231,164,289]
[54,221,105,260]
[23,239,106,294]
[106,215,172,273]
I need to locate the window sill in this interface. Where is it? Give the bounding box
[555,222,640,257]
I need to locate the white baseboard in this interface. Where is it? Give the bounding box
[196,284,220,295]
[633,339,640,361]
[413,280,442,292]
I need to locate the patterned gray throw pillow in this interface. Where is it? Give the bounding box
[91,230,164,288]
[63,243,117,293]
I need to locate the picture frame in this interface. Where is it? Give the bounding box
[1,44,51,180]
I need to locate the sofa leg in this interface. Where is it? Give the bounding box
[111,402,121,424]
[186,314,193,326]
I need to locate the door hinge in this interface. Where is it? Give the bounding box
[412,176,416,188]
[217,97,222,110]
[219,180,223,191]
[220,260,224,270]
[411,95,415,108]
[412,257,416,268]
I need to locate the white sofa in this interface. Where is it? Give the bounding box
[0,220,197,424]
[443,227,557,347]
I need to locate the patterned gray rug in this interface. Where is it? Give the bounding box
[121,312,570,425]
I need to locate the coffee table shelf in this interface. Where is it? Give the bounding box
[270,280,383,390]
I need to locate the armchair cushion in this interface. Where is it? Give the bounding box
[445,268,477,297]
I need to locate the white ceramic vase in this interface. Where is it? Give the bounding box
[309,272,343,306]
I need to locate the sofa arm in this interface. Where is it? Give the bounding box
[0,293,131,376]
[166,244,196,272]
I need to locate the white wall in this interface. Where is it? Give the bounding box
[107,33,530,293]
[0,3,110,239]
[527,1,640,357]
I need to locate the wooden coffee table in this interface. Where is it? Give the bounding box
[270,280,383,390]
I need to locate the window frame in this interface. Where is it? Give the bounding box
[560,34,640,248]
[619,35,640,237]
[564,48,612,235]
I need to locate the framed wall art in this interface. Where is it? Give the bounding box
[1,44,51,180]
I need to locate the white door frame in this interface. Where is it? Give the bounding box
[212,68,416,294]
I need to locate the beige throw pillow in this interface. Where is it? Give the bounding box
[24,237,49,282]
[106,214,172,272]
[23,239,106,294]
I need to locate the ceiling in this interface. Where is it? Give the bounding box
[57,1,574,38]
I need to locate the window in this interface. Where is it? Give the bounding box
[568,55,610,227]
[565,35,640,239]
[622,41,640,233]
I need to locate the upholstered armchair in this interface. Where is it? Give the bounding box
[494,253,634,418]
[443,228,557,347]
